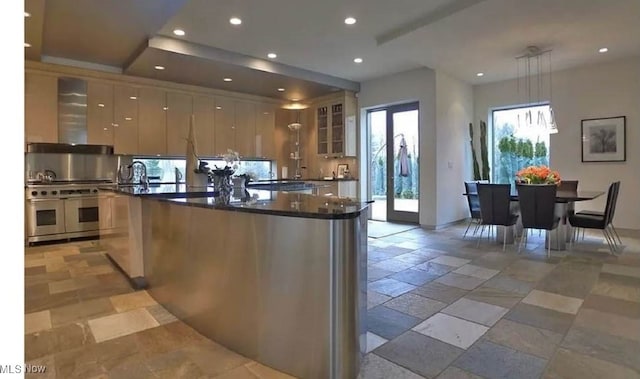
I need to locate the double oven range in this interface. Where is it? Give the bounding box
[25,180,112,243]
[24,143,125,244]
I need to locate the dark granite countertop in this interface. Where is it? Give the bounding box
[100,184,371,219]
[99,183,216,198]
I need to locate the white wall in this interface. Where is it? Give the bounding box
[436,71,474,225]
[474,57,640,230]
[359,68,438,226]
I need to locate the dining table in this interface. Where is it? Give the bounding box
[464,188,605,250]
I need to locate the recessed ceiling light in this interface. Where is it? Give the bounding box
[24,43,31,48]
[277,88,285,92]
[103,128,108,131]
[353,57,363,63]
[216,106,222,110]
[598,47,608,53]
[98,103,105,108]
[229,17,242,25]
[154,65,165,70]
[223,78,233,82]
[173,29,185,36]
[163,106,168,111]
[129,96,137,100]
[476,72,484,77]
[344,17,356,25]
[24,12,31,17]
[291,98,300,101]
[267,53,277,59]
[125,117,133,121]
[263,112,269,115]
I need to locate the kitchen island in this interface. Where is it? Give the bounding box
[98,184,369,379]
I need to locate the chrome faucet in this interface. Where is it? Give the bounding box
[130,161,149,190]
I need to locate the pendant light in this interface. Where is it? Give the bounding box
[516,46,558,134]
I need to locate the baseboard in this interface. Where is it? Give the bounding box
[421,218,468,230]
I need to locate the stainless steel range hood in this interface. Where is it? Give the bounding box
[57,77,88,144]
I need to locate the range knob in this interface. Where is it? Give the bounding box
[52,191,58,195]
[31,191,37,196]
[40,191,47,196]
[93,189,98,193]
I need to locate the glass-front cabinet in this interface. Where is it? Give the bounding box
[315,92,357,157]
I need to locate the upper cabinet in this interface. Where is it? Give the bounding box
[214,97,235,156]
[255,103,276,159]
[87,81,114,146]
[234,100,256,158]
[315,92,357,157]
[113,85,139,155]
[25,73,58,143]
[213,98,263,158]
[138,87,167,156]
[166,92,193,156]
[192,95,215,157]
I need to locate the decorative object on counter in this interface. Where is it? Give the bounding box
[185,114,201,188]
[214,191,231,205]
[581,116,626,162]
[516,165,561,185]
[174,167,183,184]
[337,164,349,179]
[210,149,240,194]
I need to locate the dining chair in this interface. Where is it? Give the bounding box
[463,181,483,239]
[557,180,579,192]
[574,181,622,246]
[476,183,519,250]
[569,181,620,254]
[516,184,560,258]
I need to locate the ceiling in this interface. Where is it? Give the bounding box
[25,0,640,100]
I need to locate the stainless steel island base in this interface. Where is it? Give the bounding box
[143,198,368,379]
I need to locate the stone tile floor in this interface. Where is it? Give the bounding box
[25,223,640,378]
[362,223,640,379]
[24,240,294,379]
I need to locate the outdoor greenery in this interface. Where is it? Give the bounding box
[370,137,419,200]
[496,133,549,184]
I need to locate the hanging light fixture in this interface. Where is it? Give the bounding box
[515,46,558,134]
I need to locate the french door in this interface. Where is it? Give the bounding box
[369,102,419,223]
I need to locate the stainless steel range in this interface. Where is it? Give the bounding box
[25,181,113,243]
[24,143,128,244]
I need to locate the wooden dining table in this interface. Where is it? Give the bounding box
[464,188,605,250]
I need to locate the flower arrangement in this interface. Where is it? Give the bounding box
[516,165,561,184]
[212,149,240,176]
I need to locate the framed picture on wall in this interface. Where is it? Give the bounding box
[581,116,626,162]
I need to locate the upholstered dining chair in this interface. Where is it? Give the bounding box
[569,181,620,254]
[557,180,579,192]
[476,183,519,250]
[463,181,483,239]
[516,184,560,258]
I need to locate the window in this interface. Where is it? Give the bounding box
[492,105,551,184]
[135,158,274,182]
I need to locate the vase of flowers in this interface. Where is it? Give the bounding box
[210,149,240,194]
[516,165,561,185]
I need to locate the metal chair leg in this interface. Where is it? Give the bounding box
[547,230,551,258]
[503,226,507,251]
[463,219,473,239]
[610,224,623,245]
[602,229,616,254]
[477,224,485,248]
[518,228,527,253]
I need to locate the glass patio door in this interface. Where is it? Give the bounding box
[369,102,419,223]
